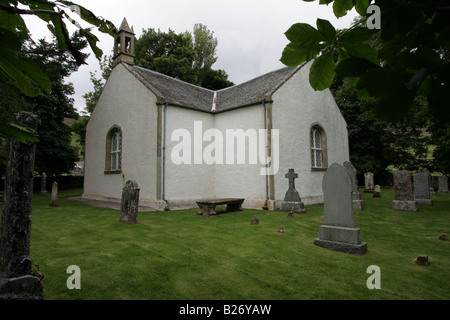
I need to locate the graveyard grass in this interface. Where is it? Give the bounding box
[7,188,450,300]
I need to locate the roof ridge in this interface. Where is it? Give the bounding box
[133,65,215,93]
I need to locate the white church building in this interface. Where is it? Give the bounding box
[82,19,350,211]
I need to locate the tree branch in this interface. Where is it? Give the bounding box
[395,1,450,11]
[0,4,63,16]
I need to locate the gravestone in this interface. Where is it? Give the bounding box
[438,175,449,193]
[279,169,306,213]
[40,172,48,196]
[49,182,59,207]
[373,185,381,198]
[343,161,365,210]
[429,186,436,197]
[120,180,140,224]
[414,172,433,206]
[392,170,418,212]
[314,163,367,255]
[364,172,374,193]
[0,112,43,300]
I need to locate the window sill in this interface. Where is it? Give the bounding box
[104,170,122,175]
[311,167,327,171]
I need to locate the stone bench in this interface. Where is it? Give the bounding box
[196,198,244,217]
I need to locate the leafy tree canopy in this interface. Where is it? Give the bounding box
[135,25,233,90]
[281,0,450,122]
[0,0,117,143]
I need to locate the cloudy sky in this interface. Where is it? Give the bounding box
[25,0,358,112]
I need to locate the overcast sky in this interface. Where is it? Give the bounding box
[25,0,358,112]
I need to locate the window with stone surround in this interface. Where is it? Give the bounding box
[310,124,327,170]
[105,126,122,174]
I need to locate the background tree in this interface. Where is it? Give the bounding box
[135,24,234,90]
[135,28,197,83]
[193,23,218,87]
[0,32,88,176]
[72,54,113,156]
[26,34,87,176]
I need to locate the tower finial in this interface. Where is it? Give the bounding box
[113,17,135,67]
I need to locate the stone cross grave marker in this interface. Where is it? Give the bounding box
[314,163,367,255]
[49,182,59,207]
[120,180,140,224]
[343,161,365,210]
[438,175,449,194]
[392,170,418,212]
[280,169,305,213]
[0,112,43,300]
[414,172,433,206]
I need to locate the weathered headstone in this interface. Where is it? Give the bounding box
[373,185,381,198]
[40,172,48,196]
[120,180,140,224]
[438,175,449,193]
[364,172,374,193]
[314,163,367,255]
[49,182,59,207]
[392,170,418,212]
[279,169,306,213]
[343,161,365,210]
[0,112,43,300]
[414,172,433,206]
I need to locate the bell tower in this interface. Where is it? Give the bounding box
[113,18,135,67]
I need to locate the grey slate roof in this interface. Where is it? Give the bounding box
[123,62,304,113]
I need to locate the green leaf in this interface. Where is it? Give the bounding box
[0,121,39,143]
[0,30,52,97]
[309,51,336,91]
[285,23,324,45]
[280,42,323,67]
[316,18,336,41]
[335,57,379,77]
[0,8,28,36]
[333,0,354,18]
[340,27,378,62]
[354,0,370,16]
[58,0,117,37]
[80,28,103,60]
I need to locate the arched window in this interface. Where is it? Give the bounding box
[310,125,327,169]
[105,126,122,173]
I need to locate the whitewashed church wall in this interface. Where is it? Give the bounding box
[271,61,349,205]
[163,106,215,202]
[83,64,159,204]
[214,105,268,208]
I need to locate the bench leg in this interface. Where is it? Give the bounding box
[226,202,243,213]
[198,204,217,217]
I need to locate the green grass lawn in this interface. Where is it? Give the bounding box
[15,188,450,299]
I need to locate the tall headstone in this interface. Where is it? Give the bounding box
[0,112,43,300]
[120,180,140,224]
[343,161,365,210]
[364,172,374,193]
[49,182,59,207]
[438,175,449,194]
[279,169,306,213]
[414,172,433,206]
[40,172,48,196]
[314,163,367,255]
[392,170,418,212]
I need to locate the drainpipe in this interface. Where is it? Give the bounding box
[262,101,269,210]
[162,102,170,210]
